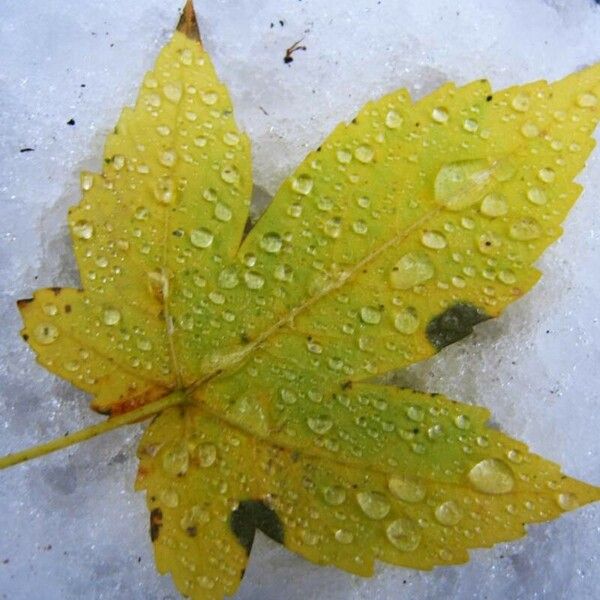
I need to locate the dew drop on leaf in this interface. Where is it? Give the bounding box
[356,491,391,519]
[434,500,462,526]
[388,476,426,503]
[33,323,59,345]
[390,253,434,289]
[468,458,514,494]
[386,517,421,551]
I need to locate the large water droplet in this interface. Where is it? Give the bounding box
[511,93,530,112]
[214,202,233,222]
[218,267,239,289]
[360,306,381,325]
[33,323,59,345]
[576,92,598,108]
[480,193,508,217]
[356,491,391,519]
[390,253,434,289]
[72,220,94,240]
[468,458,514,494]
[103,308,121,326]
[244,271,265,290]
[334,529,354,544]
[354,145,374,163]
[162,442,189,476]
[556,492,579,511]
[291,174,314,195]
[385,110,403,129]
[221,166,240,185]
[159,488,180,508]
[538,167,555,183]
[509,218,541,241]
[159,149,177,167]
[394,307,419,334]
[336,149,352,164]
[431,106,449,123]
[421,231,447,249]
[307,415,333,435]
[197,443,217,467]
[527,187,547,206]
[388,476,426,503]
[153,176,176,204]
[223,132,240,146]
[435,500,462,526]
[190,228,214,248]
[434,160,490,210]
[260,232,283,254]
[386,517,421,551]
[323,485,346,506]
[163,82,182,103]
[201,90,218,105]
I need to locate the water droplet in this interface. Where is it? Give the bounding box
[112,154,125,170]
[480,193,508,217]
[201,90,218,105]
[511,93,530,112]
[394,307,419,334]
[454,414,471,430]
[498,269,516,284]
[163,82,182,103]
[352,219,368,235]
[42,303,58,316]
[324,217,341,239]
[357,196,370,208]
[521,122,539,138]
[386,517,421,551]
[197,443,217,467]
[103,308,121,326]
[431,107,449,123]
[190,228,214,248]
[388,476,426,503]
[180,48,193,65]
[208,291,225,305]
[203,188,218,203]
[81,173,94,191]
[214,202,232,222]
[156,125,170,136]
[307,415,333,435]
[360,306,382,325]
[527,187,548,206]
[354,145,374,163]
[463,118,478,133]
[385,110,403,129]
[334,529,354,544]
[336,149,352,164]
[33,323,59,345]
[220,166,240,185]
[223,132,240,146]
[159,149,177,167]
[72,220,94,240]
[428,424,444,440]
[557,492,579,511]
[260,232,283,254]
[356,491,391,520]
[218,267,239,289]
[468,458,514,494]
[162,442,189,476]
[434,160,490,210]
[406,405,424,422]
[274,264,293,282]
[244,271,265,290]
[576,92,597,108]
[280,389,298,404]
[306,339,322,354]
[153,176,176,204]
[538,167,555,183]
[435,500,462,526]
[390,253,434,289]
[194,136,207,147]
[477,231,502,254]
[323,485,346,506]
[421,231,447,249]
[291,174,314,195]
[509,218,541,241]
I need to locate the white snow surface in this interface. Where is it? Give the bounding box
[1,1,599,599]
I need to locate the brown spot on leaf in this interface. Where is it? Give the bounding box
[150,508,163,542]
[177,0,202,43]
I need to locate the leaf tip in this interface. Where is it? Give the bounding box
[177,0,202,43]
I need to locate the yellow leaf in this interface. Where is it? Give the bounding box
[5,2,600,599]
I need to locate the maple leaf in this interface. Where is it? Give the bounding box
[2,2,600,599]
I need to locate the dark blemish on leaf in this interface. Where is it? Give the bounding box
[67,118,75,126]
[16,298,33,307]
[51,287,62,295]
[230,500,284,555]
[284,40,306,64]
[426,302,490,351]
[150,508,163,542]
[351,118,358,125]
[240,333,250,344]
[243,217,254,237]
[342,381,352,390]
[22,334,29,341]
[486,95,493,102]
[65,304,71,313]
[186,526,197,537]
[20,148,34,153]
[241,568,246,579]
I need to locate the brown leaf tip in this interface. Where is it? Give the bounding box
[177,0,202,43]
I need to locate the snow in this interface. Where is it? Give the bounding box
[0,0,599,598]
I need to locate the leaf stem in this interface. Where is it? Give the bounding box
[0,391,186,470]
